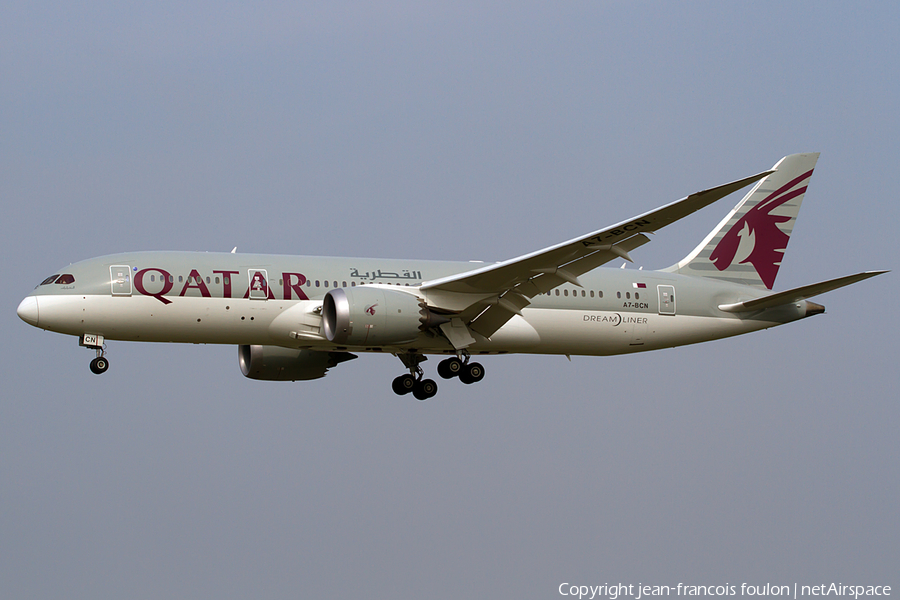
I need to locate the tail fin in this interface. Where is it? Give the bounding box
[669,153,820,289]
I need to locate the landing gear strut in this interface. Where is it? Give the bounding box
[393,353,438,401]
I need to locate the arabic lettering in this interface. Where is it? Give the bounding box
[350,268,422,280]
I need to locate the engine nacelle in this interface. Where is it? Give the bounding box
[322,287,441,346]
[239,345,356,381]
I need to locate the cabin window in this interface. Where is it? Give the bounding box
[617,292,621,299]
[342,281,347,288]
[351,281,356,287]
[626,292,631,299]
[206,277,211,284]
[635,292,640,300]
[590,290,594,298]
[169,275,174,283]
[315,280,320,287]
[178,276,183,283]
[215,277,220,284]
[564,289,568,296]
[324,280,329,288]
[599,291,603,298]
[555,289,560,296]
[223,277,229,285]
[333,281,337,288]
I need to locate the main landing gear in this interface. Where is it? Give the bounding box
[392,352,485,400]
[436,355,485,385]
[392,353,437,401]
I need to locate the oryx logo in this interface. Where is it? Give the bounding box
[709,169,813,289]
[365,303,378,316]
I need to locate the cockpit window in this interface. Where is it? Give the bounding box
[40,275,60,285]
[56,274,75,285]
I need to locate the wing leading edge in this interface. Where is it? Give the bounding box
[421,168,774,341]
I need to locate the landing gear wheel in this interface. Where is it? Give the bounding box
[89,356,109,375]
[412,378,438,401]
[459,362,484,385]
[392,374,416,395]
[437,357,463,379]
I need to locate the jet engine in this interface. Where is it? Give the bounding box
[238,345,356,381]
[322,287,447,346]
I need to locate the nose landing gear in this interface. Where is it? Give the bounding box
[81,334,109,375]
[89,354,109,374]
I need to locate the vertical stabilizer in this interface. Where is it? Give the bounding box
[669,153,819,289]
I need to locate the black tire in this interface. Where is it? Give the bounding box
[392,374,416,395]
[437,357,463,379]
[459,362,484,384]
[413,378,438,400]
[90,357,109,375]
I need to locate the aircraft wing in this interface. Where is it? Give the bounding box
[421,169,773,340]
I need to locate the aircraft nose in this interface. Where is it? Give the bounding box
[17,295,39,326]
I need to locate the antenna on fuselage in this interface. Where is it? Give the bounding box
[231,247,237,253]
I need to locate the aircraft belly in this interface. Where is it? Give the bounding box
[516,308,777,356]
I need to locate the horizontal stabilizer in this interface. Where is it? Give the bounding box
[718,270,888,313]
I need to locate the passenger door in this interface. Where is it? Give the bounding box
[110,265,132,296]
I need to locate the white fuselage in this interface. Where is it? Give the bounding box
[20,251,809,358]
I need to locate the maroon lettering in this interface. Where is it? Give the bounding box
[134,268,174,305]
[213,270,239,298]
[282,272,309,300]
[179,269,212,297]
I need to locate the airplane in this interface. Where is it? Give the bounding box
[17,153,886,400]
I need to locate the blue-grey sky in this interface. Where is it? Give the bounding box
[2,2,897,598]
